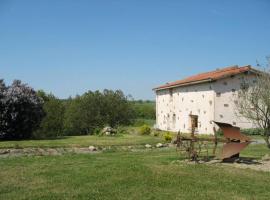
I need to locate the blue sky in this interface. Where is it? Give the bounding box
[0,0,269,100]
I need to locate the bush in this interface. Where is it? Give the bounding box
[164,132,172,142]
[241,128,264,135]
[139,125,151,135]
[153,131,159,137]
[116,126,128,134]
[93,128,102,135]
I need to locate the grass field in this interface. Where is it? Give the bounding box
[0,134,163,149]
[0,133,270,200]
[0,145,269,200]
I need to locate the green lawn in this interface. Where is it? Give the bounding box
[1,133,269,200]
[0,143,270,200]
[0,134,163,149]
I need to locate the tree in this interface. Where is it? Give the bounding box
[236,58,270,148]
[63,90,134,135]
[0,80,7,136]
[0,80,44,139]
[34,91,65,138]
[102,89,134,127]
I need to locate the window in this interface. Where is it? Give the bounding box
[172,114,176,129]
[233,122,236,126]
[224,104,229,107]
[216,92,221,97]
[220,114,223,118]
[223,82,228,85]
[232,89,236,92]
[209,100,213,106]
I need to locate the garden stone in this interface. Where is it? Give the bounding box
[89,146,97,151]
[102,126,116,135]
[145,144,152,148]
[156,143,163,148]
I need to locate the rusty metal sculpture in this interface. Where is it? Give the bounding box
[175,121,251,161]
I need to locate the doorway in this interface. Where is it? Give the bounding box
[190,115,198,133]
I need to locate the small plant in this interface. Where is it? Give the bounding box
[93,128,101,135]
[139,124,151,135]
[116,126,128,134]
[153,131,159,137]
[164,132,172,142]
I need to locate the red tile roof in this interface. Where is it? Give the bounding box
[154,65,254,90]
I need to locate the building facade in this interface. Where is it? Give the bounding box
[154,66,258,134]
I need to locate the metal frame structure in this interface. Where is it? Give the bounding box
[175,121,251,161]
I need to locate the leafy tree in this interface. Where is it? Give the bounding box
[0,80,7,136]
[0,80,44,139]
[33,91,65,138]
[102,89,134,127]
[63,90,134,135]
[236,58,270,148]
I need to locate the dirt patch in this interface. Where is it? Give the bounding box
[175,156,270,172]
[0,147,101,158]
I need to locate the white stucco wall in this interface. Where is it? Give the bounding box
[156,82,215,134]
[213,73,257,129]
[155,72,257,134]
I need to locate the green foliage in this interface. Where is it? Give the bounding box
[241,128,264,136]
[139,125,151,135]
[0,80,44,139]
[163,132,172,142]
[34,91,65,139]
[64,90,135,135]
[153,131,159,137]
[132,100,155,119]
[116,126,128,134]
[133,118,155,127]
[93,128,102,135]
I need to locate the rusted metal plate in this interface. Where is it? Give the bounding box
[221,142,251,160]
[213,121,251,142]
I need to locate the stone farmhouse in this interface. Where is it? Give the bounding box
[153,65,260,134]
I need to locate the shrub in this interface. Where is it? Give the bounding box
[164,132,172,142]
[241,128,264,135]
[153,131,159,137]
[116,126,128,134]
[93,128,102,135]
[139,125,151,135]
